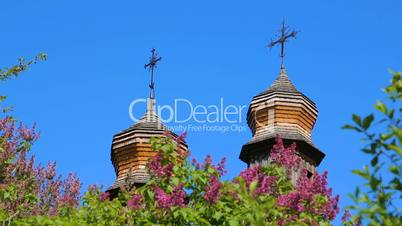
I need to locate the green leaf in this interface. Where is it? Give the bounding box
[387,108,395,118]
[374,100,387,114]
[352,114,362,127]
[388,144,402,155]
[354,187,360,198]
[362,114,374,130]
[369,176,381,190]
[371,156,378,167]
[362,148,375,154]
[389,166,399,175]
[342,124,363,132]
[380,133,393,141]
[249,180,258,194]
[171,177,179,186]
[229,219,239,226]
[213,211,223,220]
[352,169,369,179]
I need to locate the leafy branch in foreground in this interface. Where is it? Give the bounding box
[342,71,402,226]
[16,136,339,226]
[1,53,47,110]
[0,55,81,225]
[0,53,47,82]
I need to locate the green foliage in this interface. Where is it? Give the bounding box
[1,52,338,225]
[342,71,402,226]
[13,137,338,225]
[0,53,47,82]
[1,55,81,225]
[0,53,47,112]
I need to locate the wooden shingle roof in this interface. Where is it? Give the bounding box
[107,99,188,196]
[258,68,299,95]
[240,67,325,167]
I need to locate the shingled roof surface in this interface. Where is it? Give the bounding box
[256,68,299,96]
[114,110,165,136]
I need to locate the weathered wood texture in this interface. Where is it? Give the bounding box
[112,135,187,180]
[108,110,188,191]
[240,68,325,168]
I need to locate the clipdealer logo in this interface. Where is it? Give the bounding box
[128,98,251,133]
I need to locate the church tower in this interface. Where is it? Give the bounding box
[107,49,188,197]
[239,19,325,173]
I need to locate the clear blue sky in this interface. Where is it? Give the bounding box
[1,0,401,224]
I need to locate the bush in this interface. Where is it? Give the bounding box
[342,71,402,226]
[16,136,339,226]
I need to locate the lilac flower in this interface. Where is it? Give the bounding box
[342,210,352,222]
[270,137,301,169]
[239,165,262,185]
[45,162,56,180]
[255,175,276,195]
[204,155,212,169]
[204,176,221,203]
[163,130,187,143]
[277,170,339,220]
[127,194,143,210]
[99,192,110,201]
[174,131,187,143]
[154,186,171,208]
[238,165,276,196]
[171,184,186,207]
[193,154,226,177]
[147,154,174,177]
[192,158,201,170]
[216,157,227,176]
[88,184,97,193]
[18,123,39,142]
[0,116,81,217]
[153,184,186,208]
[57,173,81,207]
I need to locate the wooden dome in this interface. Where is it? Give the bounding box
[107,99,188,196]
[240,68,325,170]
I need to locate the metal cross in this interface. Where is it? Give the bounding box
[268,18,298,69]
[144,48,162,99]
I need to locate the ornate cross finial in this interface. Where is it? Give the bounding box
[268,18,298,69]
[144,48,162,99]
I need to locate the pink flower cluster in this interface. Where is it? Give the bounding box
[277,170,339,220]
[237,136,339,222]
[127,194,143,210]
[341,210,362,226]
[147,131,189,179]
[88,184,98,192]
[57,173,81,207]
[342,210,352,222]
[163,130,187,144]
[239,165,276,196]
[99,192,110,201]
[204,176,221,203]
[0,116,81,217]
[153,184,186,208]
[147,154,174,177]
[191,155,226,203]
[270,137,301,169]
[192,155,227,177]
[175,131,187,143]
